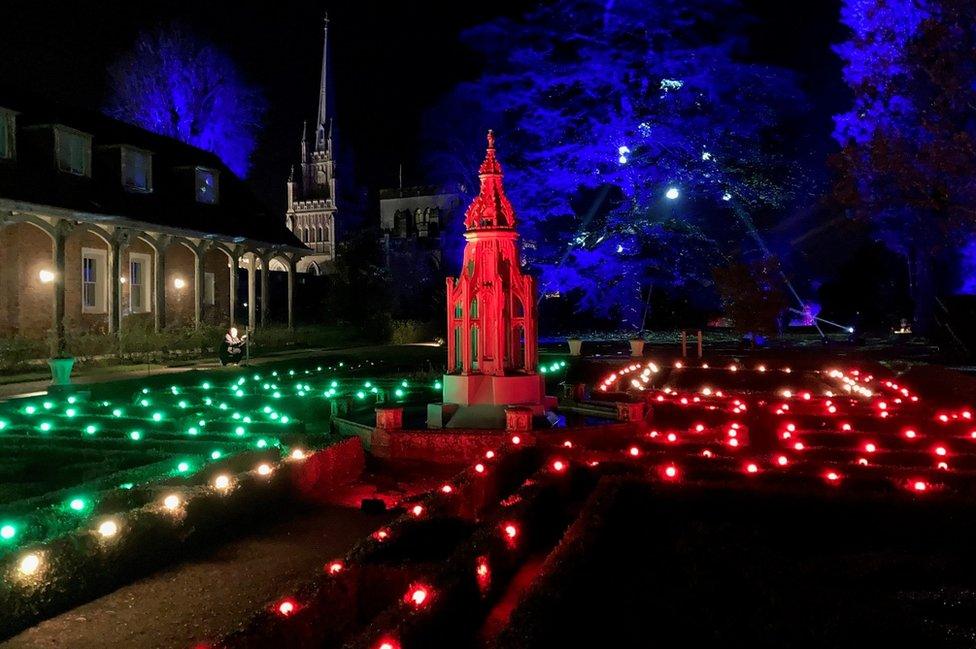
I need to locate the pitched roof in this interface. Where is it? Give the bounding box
[0,88,305,249]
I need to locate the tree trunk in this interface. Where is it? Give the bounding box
[910,246,936,335]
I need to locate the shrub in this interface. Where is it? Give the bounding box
[0,337,48,371]
[390,320,439,345]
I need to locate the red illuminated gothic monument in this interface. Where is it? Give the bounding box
[431,131,550,428]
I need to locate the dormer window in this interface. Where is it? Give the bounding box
[122,146,152,192]
[55,126,92,176]
[0,109,15,160]
[195,167,219,204]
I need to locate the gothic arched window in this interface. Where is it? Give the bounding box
[454,327,462,370]
[513,297,525,317]
[470,326,479,371]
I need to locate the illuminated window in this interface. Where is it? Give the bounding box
[56,127,91,176]
[470,298,478,318]
[0,109,14,160]
[128,253,151,313]
[195,167,219,204]
[204,272,215,305]
[81,248,107,313]
[122,147,152,192]
[454,303,462,319]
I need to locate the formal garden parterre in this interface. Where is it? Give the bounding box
[144,351,976,649]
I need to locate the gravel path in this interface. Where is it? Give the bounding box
[1,504,392,649]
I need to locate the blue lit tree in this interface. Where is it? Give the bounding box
[833,0,976,329]
[106,26,266,177]
[424,0,808,326]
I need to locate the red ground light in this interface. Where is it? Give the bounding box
[405,583,432,608]
[276,599,298,616]
[476,555,491,592]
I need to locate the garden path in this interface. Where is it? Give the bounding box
[1,504,393,649]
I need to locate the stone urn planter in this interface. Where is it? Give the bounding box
[629,338,645,357]
[567,338,583,356]
[48,356,75,386]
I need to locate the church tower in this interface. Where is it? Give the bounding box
[286,15,337,275]
[438,131,547,421]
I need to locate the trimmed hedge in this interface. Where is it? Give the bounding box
[0,438,364,640]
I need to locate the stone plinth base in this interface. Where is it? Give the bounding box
[430,373,551,429]
[442,373,546,407]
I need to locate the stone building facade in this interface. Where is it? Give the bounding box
[0,92,309,356]
[379,186,461,242]
[285,16,337,275]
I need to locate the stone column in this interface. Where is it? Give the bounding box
[228,253,238,328]
[107,232,126,335]
[247,252,256,332]
[50,221,68,358]
[286,257,296,331]
[153,238,168,333]
[259,254,270,327]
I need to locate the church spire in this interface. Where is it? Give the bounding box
[315,13,329,152]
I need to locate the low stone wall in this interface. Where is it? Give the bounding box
[291,437,366,501]
[332,417,375,449]
[370,427,506,464]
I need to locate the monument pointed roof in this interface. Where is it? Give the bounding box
[464,130,516,230]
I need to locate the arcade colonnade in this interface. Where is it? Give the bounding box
[0,202,309,357]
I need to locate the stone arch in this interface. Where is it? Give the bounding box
[0,219,57,337]
[160,237,196,327]
[268,258,288,272]
[0,213,57,240]
[201,245,231,326]
[513,296,525,317]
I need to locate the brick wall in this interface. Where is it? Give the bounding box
[0,222,52,338]
[202,248,231,327]
[163,242,195,328]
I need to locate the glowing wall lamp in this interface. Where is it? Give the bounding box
[173,277,186,289]
[38,269,55,283]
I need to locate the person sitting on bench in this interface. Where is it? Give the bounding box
[219,327,248,365]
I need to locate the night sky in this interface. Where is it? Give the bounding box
[0,0,846,219]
